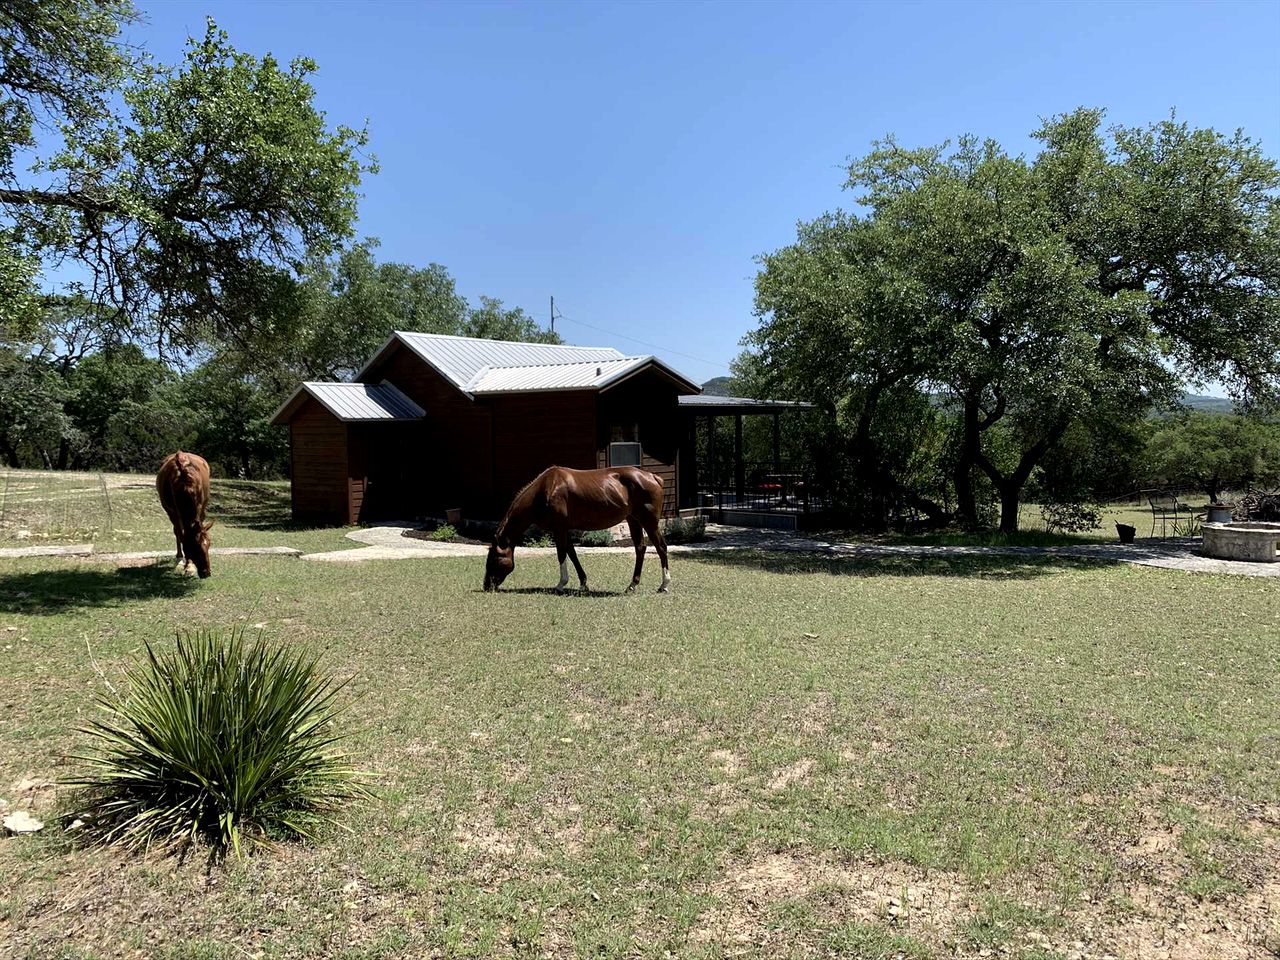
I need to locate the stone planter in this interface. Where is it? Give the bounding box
[1202,521,1280,562]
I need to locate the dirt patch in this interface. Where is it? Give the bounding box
[708,749,745,776]
[767,758,815,791]
[691,851,974,948]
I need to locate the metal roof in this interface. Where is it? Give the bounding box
[373,332,627,390]
[466,356,655,393]
[270,381,424,425]
[678,394,814,413]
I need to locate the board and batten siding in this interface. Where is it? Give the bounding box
[596,371,681,517]
[485,392,598,512]
[288,397,350,523]
[360,343,493,516]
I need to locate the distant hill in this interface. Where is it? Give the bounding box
[1181,394,1234,414]
[701,376,737,397]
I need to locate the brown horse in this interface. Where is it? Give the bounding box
[484,465,671,594]
[156,451,213,578]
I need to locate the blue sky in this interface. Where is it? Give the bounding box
[130,0,1280,383]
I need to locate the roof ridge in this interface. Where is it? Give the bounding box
[483,355,646,371]
[394,330,617,352]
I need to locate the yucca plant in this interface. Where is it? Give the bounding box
[68,628,366,857]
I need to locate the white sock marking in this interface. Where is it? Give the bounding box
[557,558,569,589]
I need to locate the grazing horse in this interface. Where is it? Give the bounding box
[484,466,671,594]
[156,451,213,578]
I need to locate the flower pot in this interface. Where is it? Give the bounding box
[1116,523,1136,544]
[445,507,462,525]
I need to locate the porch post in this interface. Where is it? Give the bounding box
[707,415,717,508]
[734,413,744,504]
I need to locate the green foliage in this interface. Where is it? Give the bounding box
[69,628,365,856]
[1,7,371,352]
[0,350,77,467]
[1146,412,1280,502]
[426,523,457,542]
[661,516,706,543]
[752,108,1280,532]
[1039,499,1103,535]
[179,352,289,479]
[574,528,614,547]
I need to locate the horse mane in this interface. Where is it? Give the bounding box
[495,467,553,539]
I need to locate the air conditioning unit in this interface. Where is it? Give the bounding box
[608,441,642,467]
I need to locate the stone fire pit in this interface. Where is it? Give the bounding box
[1201,521,1280,563]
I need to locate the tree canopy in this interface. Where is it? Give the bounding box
[752,109,1280,530]
[1,2,371,353]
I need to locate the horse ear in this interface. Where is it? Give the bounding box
[203,519,216,532]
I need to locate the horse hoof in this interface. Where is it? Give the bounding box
[624,584,637,595]
[657,585,670,594]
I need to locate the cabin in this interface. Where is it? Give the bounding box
[270,332,706,525]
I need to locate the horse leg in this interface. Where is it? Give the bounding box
[625,518,645,594]
[553,533,571,593]
[170,519,186,568]
[643,517,671,593]
[566,540,589,593]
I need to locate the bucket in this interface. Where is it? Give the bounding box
[1206,504,1233,524]
[1116,523,1136,544]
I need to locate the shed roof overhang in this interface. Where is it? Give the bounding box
[269,381,426,426]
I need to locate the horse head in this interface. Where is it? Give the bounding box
[484,535,514,591]
[185,519,214,579]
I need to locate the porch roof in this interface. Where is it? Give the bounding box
[678,395,813,415]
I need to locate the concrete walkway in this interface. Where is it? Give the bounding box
[294,523,1280,577]
[2,525,1273,577]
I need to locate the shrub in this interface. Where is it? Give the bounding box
[427,523,457,542]
[574,528,613,547]
[1039,499,1102,535]
[662,516,707,544]
[68,629,366,856]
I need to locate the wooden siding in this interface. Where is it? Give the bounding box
[485,392,598,512]
[361,343,493,515]
[289,397,349,524]
[596,372,682,517]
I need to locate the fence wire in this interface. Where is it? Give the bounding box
[0,469,116,542]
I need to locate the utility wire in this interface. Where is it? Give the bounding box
[553,310,734,374]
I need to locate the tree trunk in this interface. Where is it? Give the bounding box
[56,437,70,471]
[998,484,1021,534]
[954,396,982,527]
[0,438,19,468]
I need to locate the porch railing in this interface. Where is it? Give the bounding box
[696,460,819,514]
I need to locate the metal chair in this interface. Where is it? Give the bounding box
[1146,490,1182,539]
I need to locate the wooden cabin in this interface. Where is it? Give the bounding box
[270,332,702,525]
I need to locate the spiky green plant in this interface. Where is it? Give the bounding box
[68,629,366,856]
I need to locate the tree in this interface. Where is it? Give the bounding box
[62,344,178,469]
[181,352,289,479]
[0,349,78,467]
[462,296,559,344]
[0,4,371,352]
[752,109,1280,531]
[1146,412,1280,502]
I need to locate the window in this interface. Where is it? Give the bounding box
[609,441,642,467]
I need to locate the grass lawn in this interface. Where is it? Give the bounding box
[0,471,1277,959]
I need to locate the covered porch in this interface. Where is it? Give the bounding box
[677,394,820,529]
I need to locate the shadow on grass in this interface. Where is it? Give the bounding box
[0,563,199,615]
[208,481,305,532]
[684,549,1108,580]
[485,586,627,598]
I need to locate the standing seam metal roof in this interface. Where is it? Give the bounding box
[465,356,653,393]
[296,381,425,421]
[394,332,626,390]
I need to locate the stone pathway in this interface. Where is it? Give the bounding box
[297,523,1280,577]
[2,525,1275,577]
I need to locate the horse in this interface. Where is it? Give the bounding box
[156,451,213,578]
[484,465,671,594]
